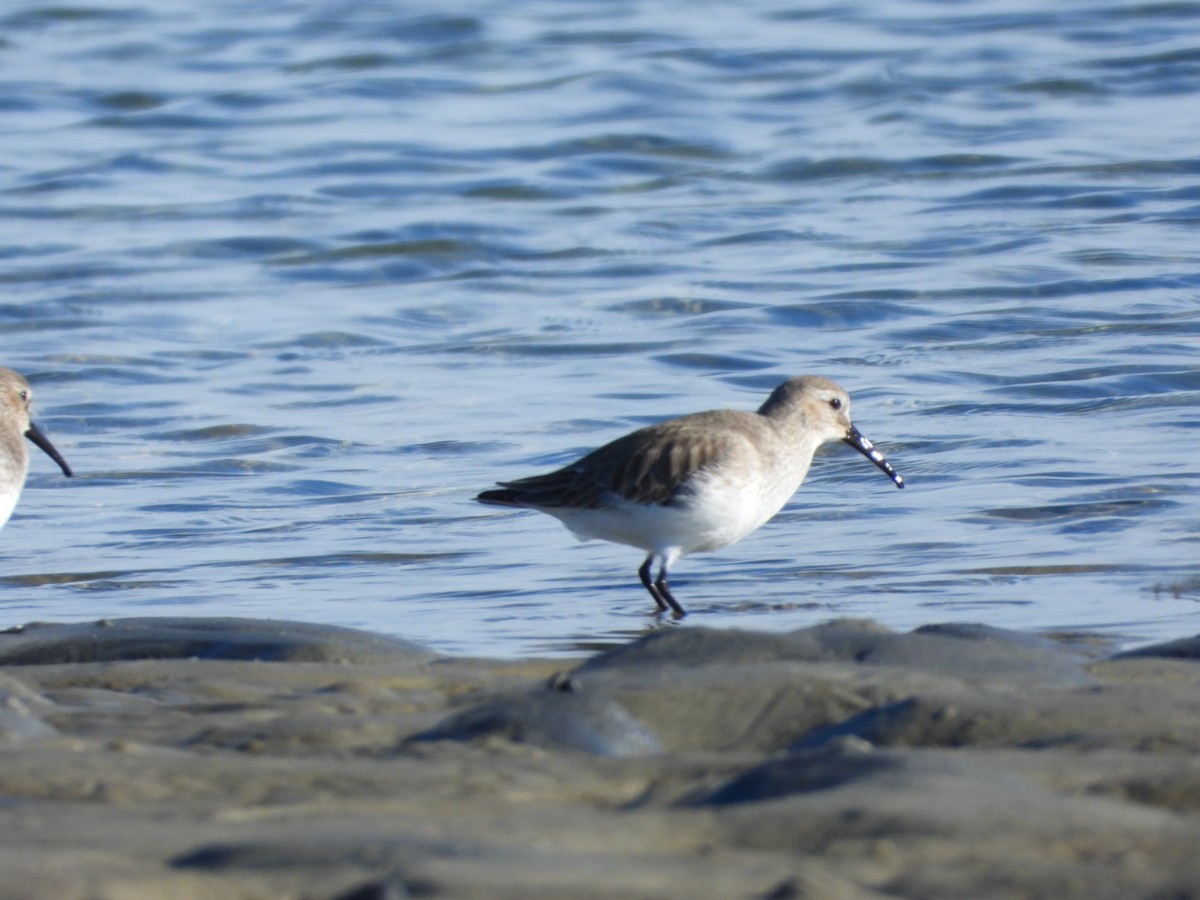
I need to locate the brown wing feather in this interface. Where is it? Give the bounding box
[482,411,757,509]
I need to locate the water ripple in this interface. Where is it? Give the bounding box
[0,0,1196,657]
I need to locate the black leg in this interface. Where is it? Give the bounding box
[638,556,670,613]
[654,564,686,618]
[639,556,687,617]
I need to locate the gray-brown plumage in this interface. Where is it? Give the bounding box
[477,376,903,616]
[479,412,753,510]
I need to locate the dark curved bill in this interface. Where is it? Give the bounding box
[844,424,903,489]
[25,421,73,477]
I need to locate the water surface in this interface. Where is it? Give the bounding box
[2,0,1198,656]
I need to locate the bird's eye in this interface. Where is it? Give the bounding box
[18,390,27,402]
[829,397,842,410]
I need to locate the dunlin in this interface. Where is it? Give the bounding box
[0,368,73,529]
[477,376,903,616]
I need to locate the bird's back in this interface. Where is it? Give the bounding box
[477,409,767,511]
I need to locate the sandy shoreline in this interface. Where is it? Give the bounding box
[0,616,1198,898]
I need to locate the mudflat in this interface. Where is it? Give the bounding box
[0,616,1198,899]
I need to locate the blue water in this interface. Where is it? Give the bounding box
[1,0,1198,657]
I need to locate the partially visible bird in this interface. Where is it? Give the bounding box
[0,368,73,529]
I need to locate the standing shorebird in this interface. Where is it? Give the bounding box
[0,368,73,529]
[476,375,903,616]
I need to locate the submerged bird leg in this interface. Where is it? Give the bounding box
[638,555,670,613]
[654,562,686,618]
[639,555,684,616]
[639,554,686,618]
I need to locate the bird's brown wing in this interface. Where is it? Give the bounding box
[484,412,753,509]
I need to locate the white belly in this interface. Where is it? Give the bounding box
[544,462,802,558]
[0,449,26,529]
[0,486,21,529]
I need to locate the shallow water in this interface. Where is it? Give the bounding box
[2,0,1198,657]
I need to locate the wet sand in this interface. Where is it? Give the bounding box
[1,616,1199,899]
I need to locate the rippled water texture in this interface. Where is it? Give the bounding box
[1,0,1198,656]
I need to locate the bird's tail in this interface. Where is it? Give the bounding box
[475,488,525,507]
